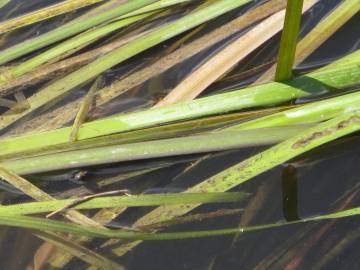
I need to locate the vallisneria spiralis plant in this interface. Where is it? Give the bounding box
[0,0,359,269]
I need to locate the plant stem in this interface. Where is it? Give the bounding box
[275,0,304,81]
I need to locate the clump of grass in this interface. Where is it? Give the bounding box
[0,0,160,65]
[0,0,359,268]
[1,51,358,156]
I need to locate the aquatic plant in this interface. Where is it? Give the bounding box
[0,0,359,269]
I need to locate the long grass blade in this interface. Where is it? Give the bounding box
[88,0,286,108]
[139,111,360,224]
[123,0,191,16]
[0,192,249,215]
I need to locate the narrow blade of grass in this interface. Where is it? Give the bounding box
[0,192,249,215]
[1,203,360,240]
[41,165,167,268]
[0,0,105,35]
[295,0,360,67]
[123,0,191,17]
[47,163,174,268]
[69,76,102,142]
[275,0,304,81]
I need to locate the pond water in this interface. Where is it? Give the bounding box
[0,0,359,269]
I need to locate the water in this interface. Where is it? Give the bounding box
[0,0,359,269]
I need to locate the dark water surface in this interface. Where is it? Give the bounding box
[0,0,359,269]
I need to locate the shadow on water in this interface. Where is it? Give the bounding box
[281,165,300,222]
